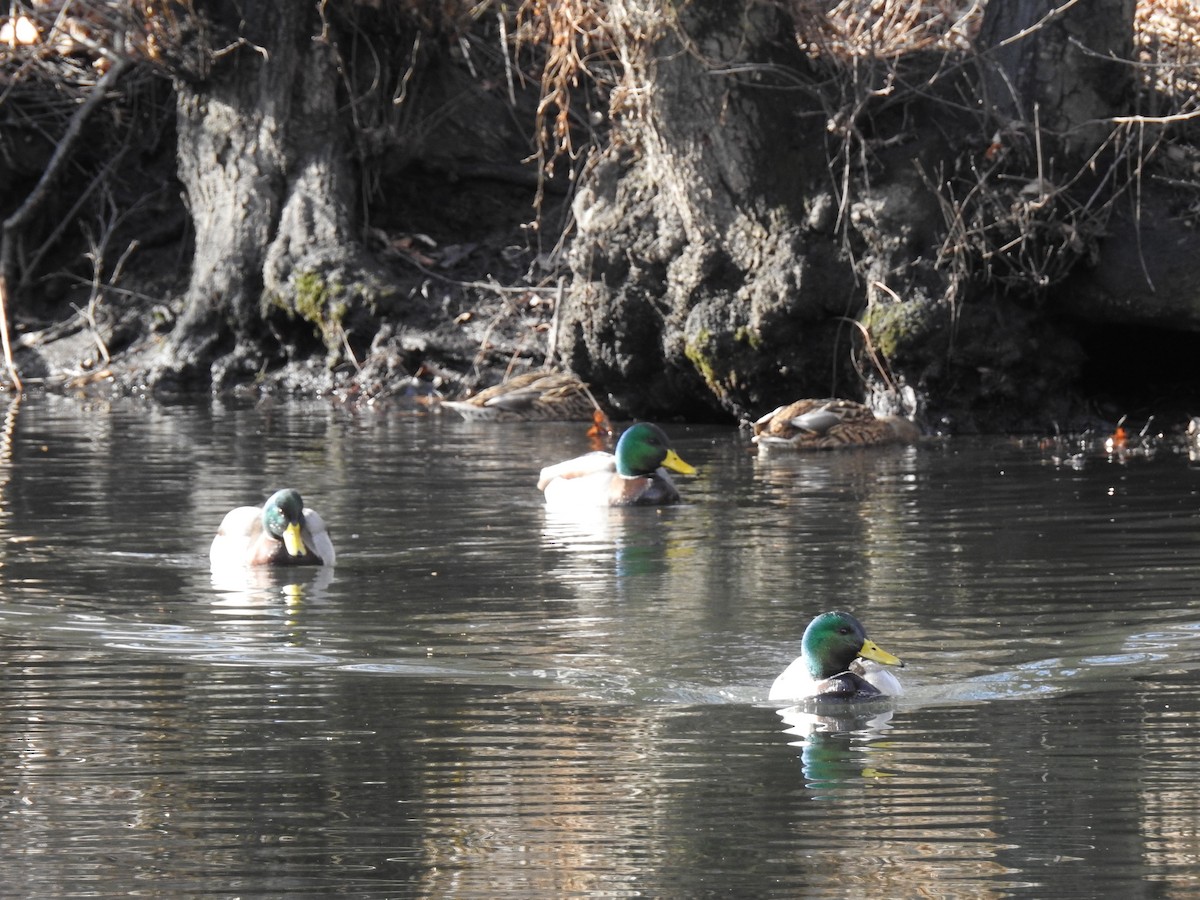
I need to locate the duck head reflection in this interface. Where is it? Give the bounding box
[210,561,335,607]
[778,703,896,788]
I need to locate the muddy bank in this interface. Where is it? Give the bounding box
[8,110,1199,435]
[4,2,1200,438]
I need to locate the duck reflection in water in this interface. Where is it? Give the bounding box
[770,611,904,785]
[209,488,336,607]
[779,707,896,789]
[540,502,693,604]
[210,561,335,608]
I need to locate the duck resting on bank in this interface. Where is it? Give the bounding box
[769,610,904,702]
[537,422,696,508]
[442,372,602,422]
[752,398,919,450]
[210,488,335,568]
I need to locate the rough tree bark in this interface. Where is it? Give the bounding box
[559,0,1148,428]
[559,0,858,422]
[977,0,1137,159]
[154,1,389,390]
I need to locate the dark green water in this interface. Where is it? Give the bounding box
[1,393,1199,897]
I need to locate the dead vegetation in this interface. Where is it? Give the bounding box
[791,0,984,57]
[781,1,1200,301]
[515,1,619,172]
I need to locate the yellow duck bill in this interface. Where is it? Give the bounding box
[859,638,903,668]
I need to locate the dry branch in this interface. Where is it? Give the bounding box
[0,55,130,293]
[0,277,22,391]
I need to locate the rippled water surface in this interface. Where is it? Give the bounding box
[3,394,1200,897]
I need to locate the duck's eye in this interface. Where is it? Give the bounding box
[838,626,851,635]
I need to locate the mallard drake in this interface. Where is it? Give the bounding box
[442,372,603,422]
[537,422,697,508]
[769,611,904,702]
[752,398,919,450]
[210,489,335,568]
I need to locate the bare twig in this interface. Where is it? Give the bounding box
[0,277,23,392]
[841,308,898,395]
[0,55,131,297]
[992,0,1084,51]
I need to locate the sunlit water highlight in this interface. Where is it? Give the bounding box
[0,394,1199,896]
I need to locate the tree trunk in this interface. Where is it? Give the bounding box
[557,0,1155,428]
[559,0,858,421]
[977,0,1137,158]
[155,1,385,390]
